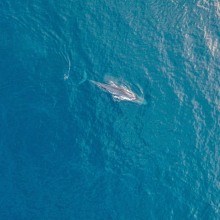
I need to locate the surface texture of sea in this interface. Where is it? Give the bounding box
[1,0,220,219]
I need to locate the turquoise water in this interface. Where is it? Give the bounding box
[1,0,220,219]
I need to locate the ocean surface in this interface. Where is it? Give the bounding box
[1,0,220,219]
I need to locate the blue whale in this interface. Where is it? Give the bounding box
[79,72,147,105]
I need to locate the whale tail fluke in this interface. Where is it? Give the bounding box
[78,71,87,85]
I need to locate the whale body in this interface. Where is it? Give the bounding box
[90,80,147,105]
[90,80,136,100]
[79,72,147,105]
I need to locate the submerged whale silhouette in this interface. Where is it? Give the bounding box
[79,72,147,105]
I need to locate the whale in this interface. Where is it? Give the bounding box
[79,72,147,105]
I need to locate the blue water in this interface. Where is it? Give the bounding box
[1,0,220,219]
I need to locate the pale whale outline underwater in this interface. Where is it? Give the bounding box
[79,72,147,105]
